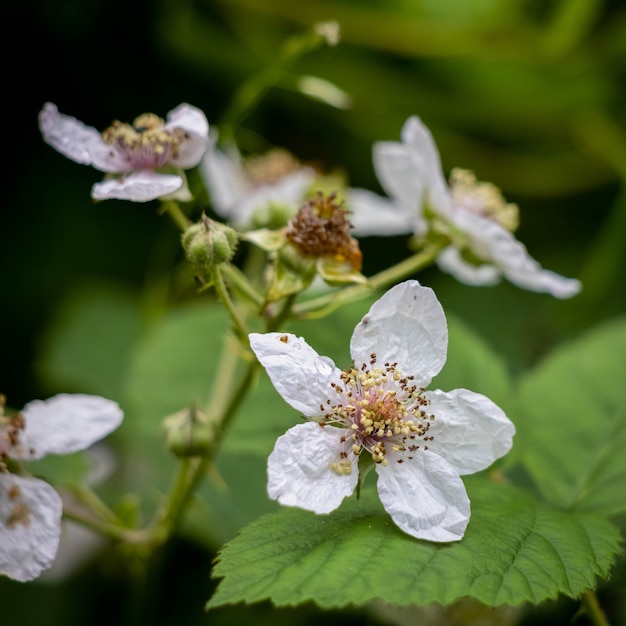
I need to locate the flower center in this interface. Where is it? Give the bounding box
[102,113,186,169]
[286,192,362,270]
[0,395,25,470]
[321,359,434,471]
[449,168,519,232]
[244,148,303,187]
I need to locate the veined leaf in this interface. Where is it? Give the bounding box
[208,478,620,609]
[516,317,626,515]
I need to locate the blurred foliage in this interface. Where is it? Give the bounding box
[2,0,626,624]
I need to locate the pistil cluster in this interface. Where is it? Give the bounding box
[244,148,303,187]
[102,113,187,169]
[320,357,435,473]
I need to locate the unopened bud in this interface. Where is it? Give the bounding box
[163,406,213,458]
[182,214,238,278]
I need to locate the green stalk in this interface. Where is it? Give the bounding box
[581,589,611,626]
[293,242,444,317]
[160,200,191,231]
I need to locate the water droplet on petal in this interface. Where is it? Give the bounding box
[316,356,335,375]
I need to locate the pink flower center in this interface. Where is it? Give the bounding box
[102,113,187,170]
[321,358,435,469]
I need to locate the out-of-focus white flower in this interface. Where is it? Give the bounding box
[356,116,581,298]
[201,142,317,228]
[39,103,209,202]
[250,280,515,542]
[0,394,123,581]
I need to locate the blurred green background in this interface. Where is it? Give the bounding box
[1,0,625,624]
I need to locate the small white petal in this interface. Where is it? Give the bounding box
[0,474,63,581]
[166,103,210,168]
[267,423,358,514]
[446,211,581,298]
[347,188,416,236]
[437,245,501,286]
[425,388,515,475]
[92,171,183,202]
[201,142,249,219]
[350,280,448,387]
[14,394,123,461]
[249,333,340,418]
[373,141,425,215]
[236,169,316,225]
[398,116,452,217]
[376,451,470,542]
[38,103,128,173]
[499,250,582,299]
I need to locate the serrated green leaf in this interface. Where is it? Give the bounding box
[38,285,142,401]
[208,478,620,610]
[432,313,511,414]
[516,317,626,515]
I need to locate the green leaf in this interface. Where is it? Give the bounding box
[516,317,626,515]
[208,478,620,610]
[38,284,143,401]
[432,313,512,414]
[125,302,229,436]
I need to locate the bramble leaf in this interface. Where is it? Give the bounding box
[208,478,620,609]
[516,317,626,515]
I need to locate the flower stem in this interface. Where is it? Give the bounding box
[160,200,191,231]
[219,23,337,142]
[293,242,444,317]
[582,590,611,626]
[212,265,249,342]
[221,263,265,308]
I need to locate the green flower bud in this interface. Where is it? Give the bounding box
[182,214,238,278]
[162,406,214,458]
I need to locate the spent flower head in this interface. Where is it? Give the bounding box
[39,102,209,202]
[0,393,123,581]
[355,116,581,298]
[246,192,366,301]
[249,280,515,542]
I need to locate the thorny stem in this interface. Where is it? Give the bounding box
[293,242,444,317]
[582,590,611,626]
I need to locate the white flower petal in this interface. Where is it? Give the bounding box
[346,188,416,236]
[14,394,123,461]
[373,141,424,215]
[267,423,358,514]
[437,245,501,286]
[445,211,581,298]
[350,280,448,387]
[91,171,183,202]
[0,474,63,581]
[201,143,249,219]
[166,103,210,168]
[38,103,128,173]
[399,116,452,217]
[496,245,582,299]
[376,450,470,541]
[249,333,340,418]
[236,169,316,225]
[425,388,515,475]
